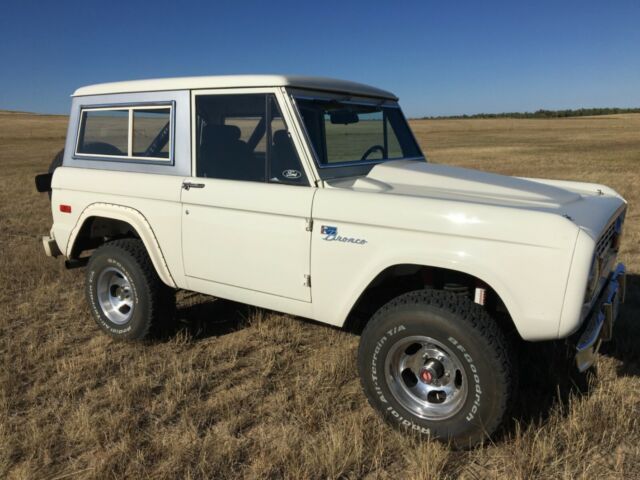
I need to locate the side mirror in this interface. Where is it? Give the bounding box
[35,173,53,193]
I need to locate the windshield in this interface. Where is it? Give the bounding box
[294,97,423,169]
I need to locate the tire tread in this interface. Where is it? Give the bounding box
[358,288,515,445]
[86,238,174,340]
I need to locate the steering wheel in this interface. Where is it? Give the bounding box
[360,144,385,161]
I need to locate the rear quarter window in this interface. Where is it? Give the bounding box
[78,110,129,156]
[76,105,172,162]
[133,109,171,159]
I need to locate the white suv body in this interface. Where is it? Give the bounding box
[39,75,627,446]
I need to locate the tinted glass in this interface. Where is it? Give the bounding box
[296,98,422,166]
[268,96,308,185]
[195,94,307,185]
[196,94,265,181]
[78,110,128,156]
[133,108,170,158]
[325,110,385,163]
[386,114,404,159]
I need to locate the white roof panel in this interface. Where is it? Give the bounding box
[73,75,398,100]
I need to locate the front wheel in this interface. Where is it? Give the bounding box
[357,289,514,448]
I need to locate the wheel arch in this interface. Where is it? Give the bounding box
[66,203,176,288]
[343,262,523,340]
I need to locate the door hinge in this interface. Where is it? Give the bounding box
[304,274,311,287]
[305,218,313,232]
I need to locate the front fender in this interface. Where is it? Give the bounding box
[310,226,578,341]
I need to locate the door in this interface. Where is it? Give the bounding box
[181,91,314,301]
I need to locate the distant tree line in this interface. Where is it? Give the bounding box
[421,107,640,120]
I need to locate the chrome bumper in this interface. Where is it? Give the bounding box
[575,263,626,372]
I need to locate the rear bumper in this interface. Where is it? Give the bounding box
[42,235,62,258]
[574,263,626,371]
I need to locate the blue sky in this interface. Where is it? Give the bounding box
[1,0,638,117]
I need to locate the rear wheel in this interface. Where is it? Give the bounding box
[85,239,175,340]
[48,148,64,174]
[358,289,514,448]
[47,149,64,199]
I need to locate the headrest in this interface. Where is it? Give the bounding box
[222,124,242,140]
[273,129,289,144]
[202,124,242,144]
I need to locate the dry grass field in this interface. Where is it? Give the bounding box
[1,110,639,479]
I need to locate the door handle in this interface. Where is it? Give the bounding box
[182,182,205,191]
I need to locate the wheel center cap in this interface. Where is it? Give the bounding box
[419,359,445,384]
[419,368,434,384]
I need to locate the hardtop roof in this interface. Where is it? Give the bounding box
[73,75,398,100]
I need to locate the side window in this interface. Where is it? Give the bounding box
[76,105,172,161]
[78,110,129,156]
[133,108,171,159]
[195,94,308,185]
[195,94,265,181]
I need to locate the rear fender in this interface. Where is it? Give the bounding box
[66,203,176,288]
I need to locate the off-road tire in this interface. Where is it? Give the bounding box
[47,149,64,199]
[358,288,514,448]
[85,239,175,340]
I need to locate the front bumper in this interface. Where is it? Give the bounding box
[574,263,626,371]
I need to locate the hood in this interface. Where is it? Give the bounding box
[326,160,626,239]
[335,160,583,208]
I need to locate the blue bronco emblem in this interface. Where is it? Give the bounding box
[320,225,367,245]
[320,225,337,236]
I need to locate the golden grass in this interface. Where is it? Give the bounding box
[1,111,639,479]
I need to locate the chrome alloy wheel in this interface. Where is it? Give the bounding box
[385,335,468,420]
[96,267,134,325]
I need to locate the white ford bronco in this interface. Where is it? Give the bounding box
[36,75,627,447]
